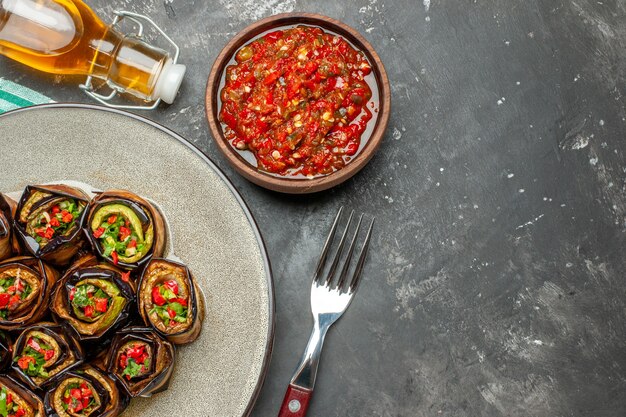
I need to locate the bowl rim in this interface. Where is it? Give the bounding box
[205,12,391,194]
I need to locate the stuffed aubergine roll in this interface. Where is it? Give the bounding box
[14,185,89,266]
[86,191,165,270]
[11,323,84,391]
[43,366,128,417]
[0,194,19,262]
[105,327,174,398]
[0,257,58,330]
[50,256,134,343]
[0,375,44,417]
[138,259,205,344]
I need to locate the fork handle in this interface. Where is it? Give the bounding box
[278,384,313,417]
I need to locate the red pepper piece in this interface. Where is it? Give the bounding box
[95,298,108,313]
[163,280,179,295]
[286,81,302,100]
[60,210,73,223]
[51,205,60,214]
[264,30,282,43]
[14,409,26,417]
[70,388,82,399]
[119,226,131,241]
[73,401,84,412]
[44,227,54,239]
[49,217,60,227]
[152,287,166,306]
[120,271,131,282]
[8,294,20,309]
[107,215,117,224]
[326,77,337,90]
[111,251,119,265]
[127,345,145,362]
[27,337,42,352]
[172,297,188,307]
[17,355,35,370]
[127,239,137,249]
[0,293,9,308]
[221,111,238,130]
[263,72,280,86]
[84,305,94,318]
[44,349,54,361]
[119,354,128,369]
[93,227,105,238]
[167,307,176,319]
[304,62,319,76]
[69,287,76,301]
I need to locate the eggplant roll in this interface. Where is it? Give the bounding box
[14,185,89,266]
[0,256,58,330]
[105,327,175,398]
[0,375,45,417]
[11,323,84,390]
[0,194,19,262]
[44,366,129,417]
[138,259,205,344]
[50,258,134,342]
[86,190,165,270]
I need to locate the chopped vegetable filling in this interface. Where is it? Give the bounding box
[0,386,27,417]
[29,199,83,246]
[119,343,151,380]
[91,205,151,265]
[0,276,32,319]
[150,280,188,327]
[61,381,96,415]
[69,284,111,319]
[14,336,54,379]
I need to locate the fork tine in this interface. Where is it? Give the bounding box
[323,210,354,286]
[336,214,364,291]
[312,206,344,284]
[348,217,374,293]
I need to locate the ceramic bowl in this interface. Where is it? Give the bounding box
[205,13,391,194]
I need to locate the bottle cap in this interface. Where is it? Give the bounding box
[154,59,186,104]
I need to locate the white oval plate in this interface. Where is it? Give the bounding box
[0,104,274,417]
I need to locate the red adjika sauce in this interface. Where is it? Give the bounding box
[220,26,374,177]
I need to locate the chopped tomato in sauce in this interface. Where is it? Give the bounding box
[220,26,375,177]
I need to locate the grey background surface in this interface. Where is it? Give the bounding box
[2,0,626,416]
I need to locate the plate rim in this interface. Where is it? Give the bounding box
[0,102,276,417]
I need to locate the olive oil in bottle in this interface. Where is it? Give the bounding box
[0,0,185,104]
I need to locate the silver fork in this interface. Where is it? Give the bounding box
[277,207,374,417]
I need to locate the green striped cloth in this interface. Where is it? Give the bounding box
[0,78,54,113]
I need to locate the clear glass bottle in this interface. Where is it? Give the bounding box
[0,0,185,104]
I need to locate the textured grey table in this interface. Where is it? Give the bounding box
[2,1,626,416]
